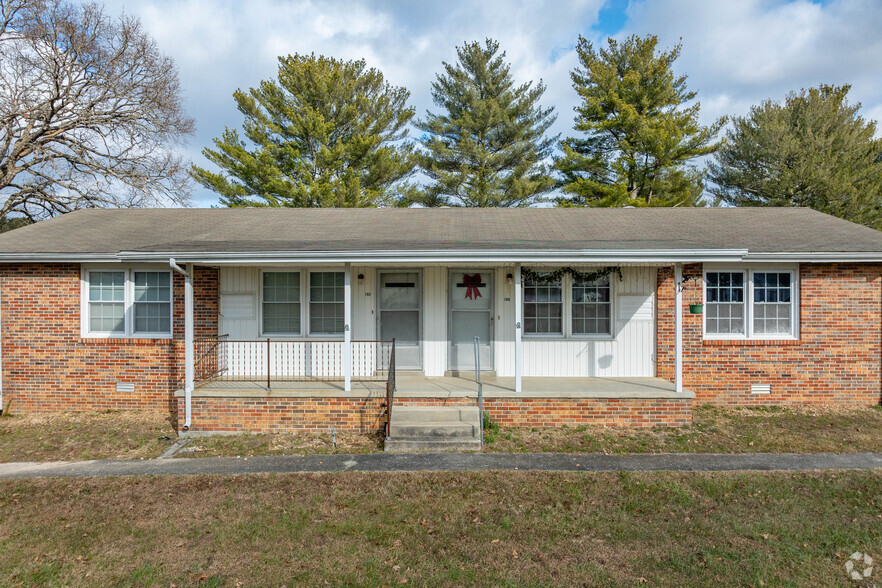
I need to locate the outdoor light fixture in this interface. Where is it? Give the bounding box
[357,273,364,281]
[506,272,513,284]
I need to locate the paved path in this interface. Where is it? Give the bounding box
[1,452,881,479]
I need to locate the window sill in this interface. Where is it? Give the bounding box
[702,338,800,346]
[80,337,175,345]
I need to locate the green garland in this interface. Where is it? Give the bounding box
[521,266,623,284]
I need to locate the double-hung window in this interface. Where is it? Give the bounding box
[704,268,797,339]
[84,269,172,337]
[572,275,612,336]
[260,270,346,336]
[523,274,563,335]
[523,270,614,338]
[309,271,345,335]
[262,272,301,335]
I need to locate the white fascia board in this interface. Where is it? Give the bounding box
[114,248,750,265]
[743,252,882,262]
[2,249,881,264]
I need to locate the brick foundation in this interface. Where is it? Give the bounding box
[657,263,882,406]
[0,263,218,414]
[179,394,693,433]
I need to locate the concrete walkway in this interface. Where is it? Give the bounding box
[1,452,881,479]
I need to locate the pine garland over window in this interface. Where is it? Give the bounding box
[521,266,623,283]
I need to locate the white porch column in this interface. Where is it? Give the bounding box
[674,263,683,394]
[343,262,352,392]
[184,264,194,429]
[514,264,522,393]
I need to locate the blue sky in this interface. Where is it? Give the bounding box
[100,0,882,207]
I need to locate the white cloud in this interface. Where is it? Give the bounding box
[99,0,882,206]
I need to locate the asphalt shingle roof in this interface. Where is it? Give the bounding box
[0,207,880,256]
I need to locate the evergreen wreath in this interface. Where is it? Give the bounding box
[521,266,623,283]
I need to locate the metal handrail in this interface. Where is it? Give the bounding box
[385,338,396,441]
[474,336,484,445]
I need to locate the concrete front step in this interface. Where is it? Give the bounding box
[385,405,482,452]
[392,406,479,422]
[390,420,477,438]
[384,438,482,452]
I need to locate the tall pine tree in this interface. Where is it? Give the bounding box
[555,35,724,207]
[192,54,415,208]
[709,85,882,229]
[405,39,557,207]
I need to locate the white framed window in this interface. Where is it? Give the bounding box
[261,271,301,335]
[572,275,612,336]
[309,271,345,335]
[523,274,563,335]
[703,266,798,340]
[82,268,173,338]
[523,270,615,338]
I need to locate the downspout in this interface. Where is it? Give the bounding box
[169,258,194,431]
[674,263,683,394]
[0,274,4,416]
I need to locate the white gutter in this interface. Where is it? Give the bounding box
[117,248,751,265]
[169,258,194,431]
[0,248,881,264]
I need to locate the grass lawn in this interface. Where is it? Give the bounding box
[0,470,879,586]
[1,405,880,462]
[0,411,174,463]
[185,404,882,458]
[482,404,882,454]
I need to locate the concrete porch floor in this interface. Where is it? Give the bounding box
[189,375,690,399]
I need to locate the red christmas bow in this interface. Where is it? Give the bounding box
[463,274,483,299]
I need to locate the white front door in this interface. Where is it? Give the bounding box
[448,269,493,371]
[378,271,422,370]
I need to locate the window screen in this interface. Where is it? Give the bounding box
[309,272,344,334]
[262,272,301,334]
[705,271,745,335]
[523,274,562,335]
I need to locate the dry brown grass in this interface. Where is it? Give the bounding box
[0,411,175,463]
[181,428,384,458]
[483,404,882,454]
[0,470,879,586]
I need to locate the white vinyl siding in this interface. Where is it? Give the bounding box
[83,268,173,338]
[704,266,798,340]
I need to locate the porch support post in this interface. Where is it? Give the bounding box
[344,262,352,392]
[184,263,195,429]
[514,264,522,393]
[674,263,683,394]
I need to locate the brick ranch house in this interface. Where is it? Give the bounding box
[0,207,879,435]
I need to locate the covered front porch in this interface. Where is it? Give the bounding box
[174,258,695,433]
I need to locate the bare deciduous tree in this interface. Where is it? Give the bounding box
[0,0,194,221]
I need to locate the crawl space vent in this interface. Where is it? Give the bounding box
[116,382,135,394]
[750,384,771,395]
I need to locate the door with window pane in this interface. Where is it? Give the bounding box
[378,271,421,370]
[448,270,493,371]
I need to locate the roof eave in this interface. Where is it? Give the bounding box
[1,248,881,264]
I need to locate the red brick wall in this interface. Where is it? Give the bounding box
[0,263,218,413]
[657,263,882,406]
[179,395,692,433]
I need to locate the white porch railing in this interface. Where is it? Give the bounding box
[195,336,394,388]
